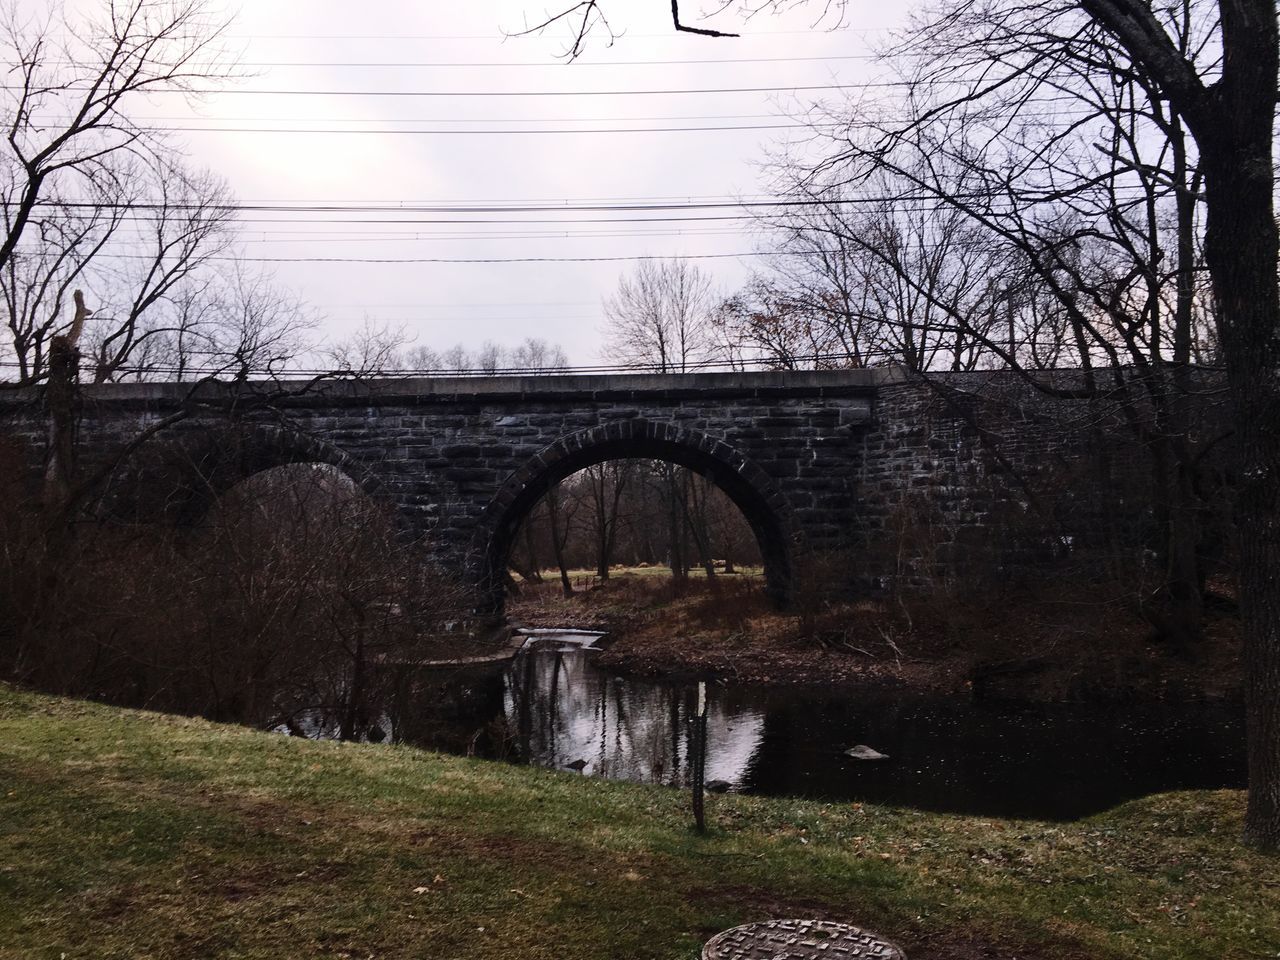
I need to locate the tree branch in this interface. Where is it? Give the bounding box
[672,0,739,38]
[1077,0,1211,123]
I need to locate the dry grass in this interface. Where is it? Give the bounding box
[1,683,1275,960]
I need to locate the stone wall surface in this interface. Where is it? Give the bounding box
[0,367,1219,604]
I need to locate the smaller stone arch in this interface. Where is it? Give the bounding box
[101,422,387,527]
[475,418,795,610]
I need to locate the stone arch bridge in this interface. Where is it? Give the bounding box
[2,368,1134,609]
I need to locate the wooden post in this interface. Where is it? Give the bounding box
[691,680,707,833]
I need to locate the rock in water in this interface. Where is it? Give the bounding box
[705,779,732,793]
[845,744,890,761]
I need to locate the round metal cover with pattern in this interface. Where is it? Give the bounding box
[702,919,906,960]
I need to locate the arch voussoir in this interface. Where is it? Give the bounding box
[101,421,388,527]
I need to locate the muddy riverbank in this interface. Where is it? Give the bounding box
[506,573,1244,704]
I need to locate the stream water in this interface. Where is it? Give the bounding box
[301,632,1247,822]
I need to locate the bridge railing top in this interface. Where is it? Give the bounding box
[3,366,911,408]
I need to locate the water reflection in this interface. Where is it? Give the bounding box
[504,642,765,788]
[360,634,1246,821]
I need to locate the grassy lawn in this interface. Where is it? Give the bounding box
[0,683,1274,960]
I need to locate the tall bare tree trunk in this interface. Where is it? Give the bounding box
[547,487,574,597]
[1075,0,1280,852]
[43,338,79,508]
[683,472,717,579]
[43,292,90,510]
[521,520,544,583]
[664,464,687,581]
[339,620,367,742]
[1205,153,1280,850]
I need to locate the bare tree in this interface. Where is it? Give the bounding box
[583,460,632,579]
[602,259,724,580]
[0,0,238,275]
[389,337,568,376]
[545,481,581,597]
[2,157,239,386]
[206,263,316,381]
[713,281,851,371]
[86,159,238,382]
[322,319,412,377]
[1,0,251,523]
[733,186,1006,371]
[1,186,123,383]
[781,3,1235,638]
[604,258,717,373]
[506,337,570,371]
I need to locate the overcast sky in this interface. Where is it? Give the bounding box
[113,1,910,366]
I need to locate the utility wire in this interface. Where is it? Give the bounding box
[8,82,864,98]
[226,229,745,242]
[122,112,787,123]
[222,54,882,67]
[139,122,803,135]
[320,320,604,327]
[104,215,759,226]
[43,191,775,206]
[88,251,769,264]
[322,300,601,308]
[217,27,884,40]
[38,188,1168,215]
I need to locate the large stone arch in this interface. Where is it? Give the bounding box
[102,422,387,526]
[474,418,796,610]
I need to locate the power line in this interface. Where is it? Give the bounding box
[91,251,768,264]
[221,27,883,40]
[228,228,744,242]
[229,225,744,236]
[40,190,1167,216]
[325,301,601,308]
[54,191,775,206]
[114,215,757,226]
[225,54,881,67]
[34,92,1107,131]
[141,111,1130,137]
[139,122,803,135]
[10,82,863,98]
[320,320,607,327]
[40,199,797,214]
[319,315,603,322]
[124,112,786,124]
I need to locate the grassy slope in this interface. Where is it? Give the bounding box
[0,684,1274,960]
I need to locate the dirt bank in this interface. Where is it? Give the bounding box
[506,572,1243,703]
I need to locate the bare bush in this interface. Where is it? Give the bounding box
[0,445,467,738]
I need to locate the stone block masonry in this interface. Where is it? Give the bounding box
[0,367,1191,609]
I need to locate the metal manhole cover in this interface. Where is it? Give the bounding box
[702,919,906,960]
